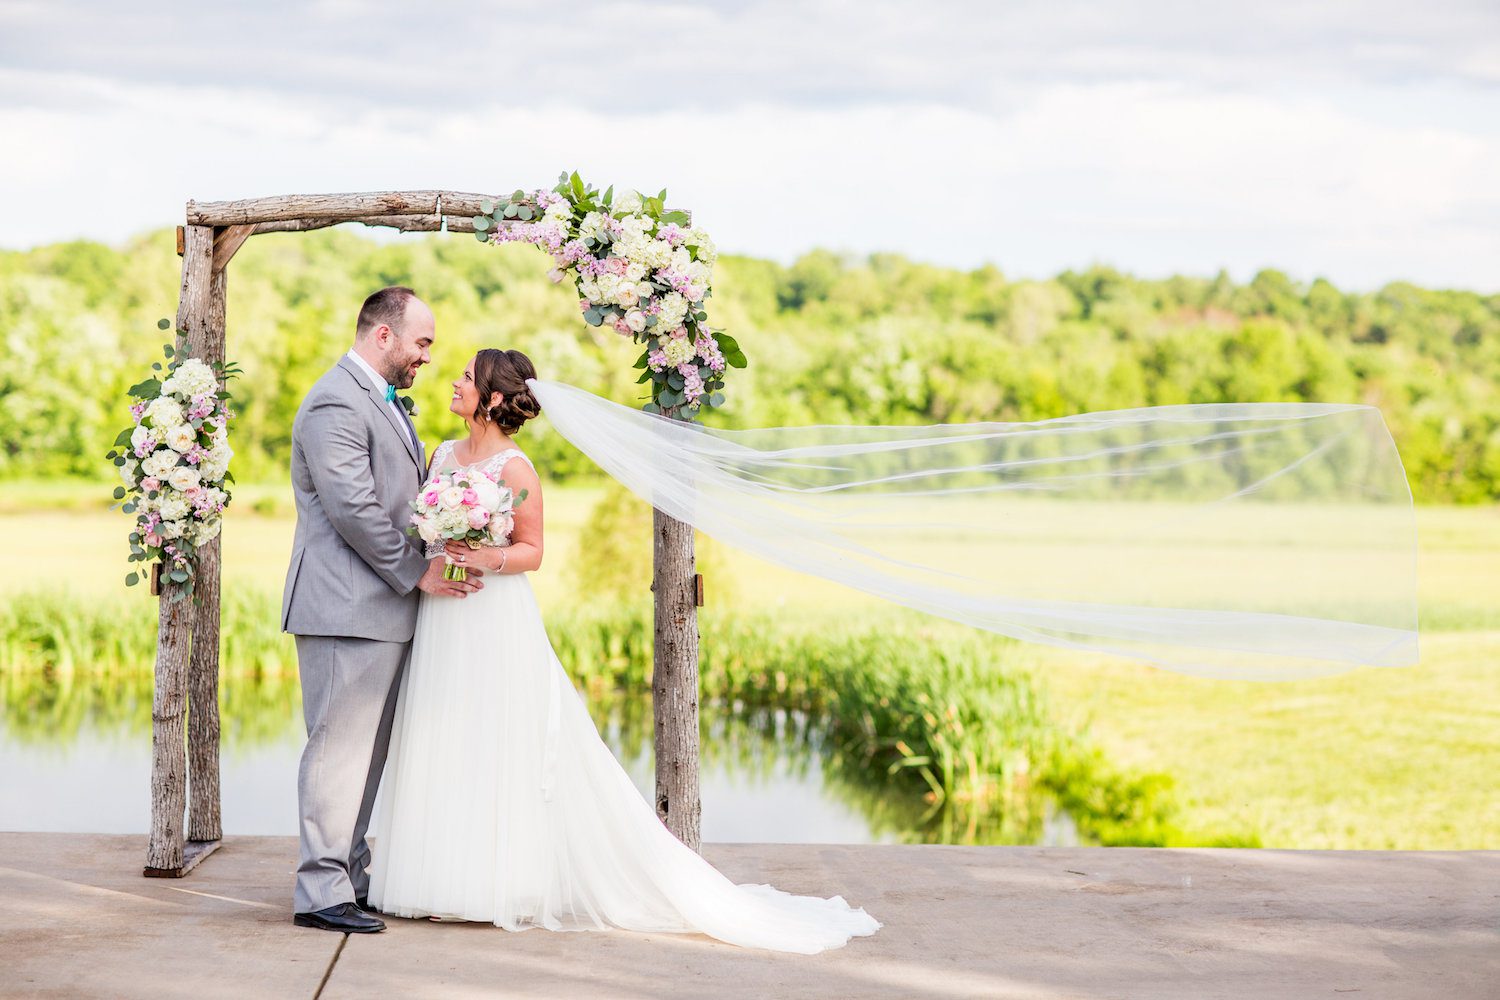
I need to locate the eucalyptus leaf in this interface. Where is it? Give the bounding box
[156,318,171,330]
[480,199,494,214]
[126,572,139,586]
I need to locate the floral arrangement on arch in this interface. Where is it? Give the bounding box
[473,171,747,417]
[107,319,239,601]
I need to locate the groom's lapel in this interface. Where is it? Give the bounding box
[336,357,422,470]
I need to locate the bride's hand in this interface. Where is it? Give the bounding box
[445,541,503,572]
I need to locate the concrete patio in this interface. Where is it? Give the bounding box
[1,833,1495,999]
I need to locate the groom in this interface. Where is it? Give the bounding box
[282,286,483,933]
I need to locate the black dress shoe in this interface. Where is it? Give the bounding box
[355,895,373,912]
[294,902,386,933]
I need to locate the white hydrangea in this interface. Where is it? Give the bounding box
[120,459,140,488]
[158,496,190,522]
[168,358,218,398]
[543,200,572,224]
[657,292,689,331]
[578,211,608,242]
[191,519,222,546]
[143,449,180,479]
[688,228,718,265]
[165,424,196,454]
[661,336,695,367]
[159,519,184,540]
[145,396,186,430]
[167,466,201,492]
[614,190,643,214]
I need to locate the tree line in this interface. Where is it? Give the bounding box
[2,229,1496,502]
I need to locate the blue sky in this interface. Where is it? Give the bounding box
[2,0,1497,289]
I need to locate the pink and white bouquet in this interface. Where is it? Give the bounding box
[407,468,527,581]
[108,320,239,602]
[472,171,747,418]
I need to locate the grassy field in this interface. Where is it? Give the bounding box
[4,478,1497,849]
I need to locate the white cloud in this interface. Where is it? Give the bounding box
[0,0,1496,289]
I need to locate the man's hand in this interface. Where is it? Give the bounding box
[416,555,485,598]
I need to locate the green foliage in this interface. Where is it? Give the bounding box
[568,481,734,604]
[2,233,1498,500]
[0,585,1221,846]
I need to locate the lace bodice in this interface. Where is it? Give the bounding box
[423,440,534,557]
[429,439,533,477]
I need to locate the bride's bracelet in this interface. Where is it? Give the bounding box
[498,549,507,574]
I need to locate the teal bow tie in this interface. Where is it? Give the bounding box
[384,385,396,403]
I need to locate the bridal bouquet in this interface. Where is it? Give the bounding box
[407,469,527,581]
[107,320,238,602]
[472,171,747,418]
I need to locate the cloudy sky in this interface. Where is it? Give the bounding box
[2,0,1497,289]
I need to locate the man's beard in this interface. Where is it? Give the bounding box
[380,358,415,390]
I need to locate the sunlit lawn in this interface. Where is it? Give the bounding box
[5,478,1498,848]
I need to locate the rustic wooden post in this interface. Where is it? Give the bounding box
[145,224,213,876]
[652,415,702,852]
[186,261,227,845]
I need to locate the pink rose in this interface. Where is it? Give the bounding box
[606,256,627,275]
[422,489,440,506]
[613,319,632,335]
[141,477,161,492]
[145,532,162,547]
[461,488,479,507]
[467,507,491,529]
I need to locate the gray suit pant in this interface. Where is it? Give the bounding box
[293,634,408,913]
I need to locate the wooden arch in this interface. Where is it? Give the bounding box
[146,191,702,875]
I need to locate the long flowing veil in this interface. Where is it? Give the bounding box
[527,379,1418,680]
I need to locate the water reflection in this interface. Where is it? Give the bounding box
[3,665,1076,845]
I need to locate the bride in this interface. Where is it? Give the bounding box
[367,347,881,954]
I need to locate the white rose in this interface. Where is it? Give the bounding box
[167,466,201,492]
[417,519,440,543]
[625,310,647,333]
[624,261,647,282]
[439,486,465,509]
[616,286,639,308]
[614,191,643,214]
[165,424,196,454]
[145,396,185,429]
[470,476,502,511]
[130,424,156,454]
[143,449,179,479]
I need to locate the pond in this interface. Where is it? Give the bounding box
[1,672,1079,847]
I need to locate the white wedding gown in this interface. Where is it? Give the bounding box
[368,443,880,954]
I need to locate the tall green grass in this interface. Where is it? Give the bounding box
[0,587,1248,847]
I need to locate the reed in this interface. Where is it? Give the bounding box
[0,588,1221,845]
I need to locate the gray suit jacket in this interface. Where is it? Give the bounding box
[282,356,429,642]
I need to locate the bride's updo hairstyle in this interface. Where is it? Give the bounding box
[473,348,541,434]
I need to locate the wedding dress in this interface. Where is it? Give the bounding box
[367,441,880,954]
